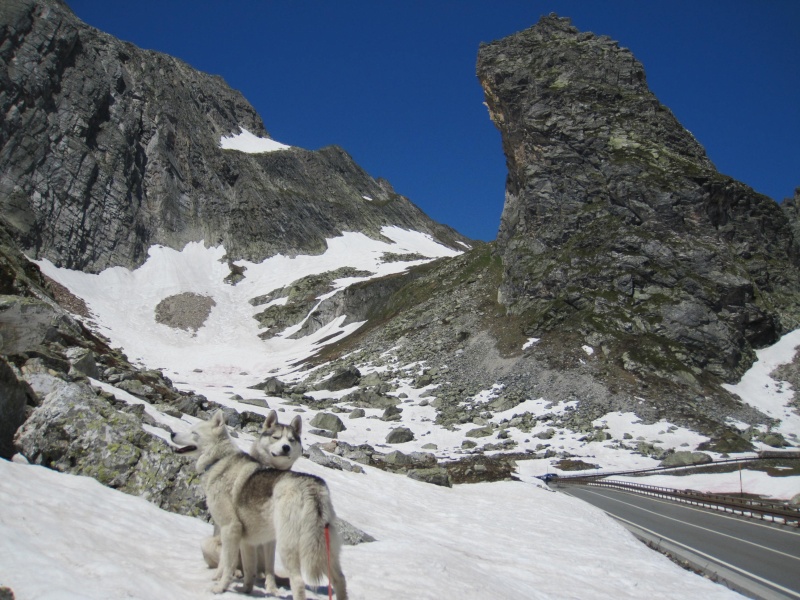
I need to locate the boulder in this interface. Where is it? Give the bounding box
[324,366,361,391]
[250,377,285,396]
[659,451,713,468]
[66,347,101,379]
[407,468,452,488]
[14,379,207,517]
[386,427,415,444]
[465,426,493,438]
[348,408,366,419]
[310,412,346,433]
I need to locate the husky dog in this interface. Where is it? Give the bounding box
[172,411,347,599]
[201,410,303,581]
[250,410,303,470]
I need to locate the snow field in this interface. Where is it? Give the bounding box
[0,454,744,599]
[19,231,800,598]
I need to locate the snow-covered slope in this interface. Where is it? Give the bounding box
[0,455,743,600]
[10,228,800,598]
[36,233,800,474]
[36,227,460,385]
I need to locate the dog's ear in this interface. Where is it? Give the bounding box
[211,410,226,427]
[263,410,278,432]
[290,414,302,436]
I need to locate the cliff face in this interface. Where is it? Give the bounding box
[477,15,800,384]
[0,0,465,272]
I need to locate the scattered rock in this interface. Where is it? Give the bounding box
[323,366,361,391]
[154,293,216,332]
[348,408,366,419]
[249,377,285,395]
[385,427,415,444]
[407,467,452,488]
[310,412,346,433]
[659,451,713,468]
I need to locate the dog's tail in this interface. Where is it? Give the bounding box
[276,476,347,598]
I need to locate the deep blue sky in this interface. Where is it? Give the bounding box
[68,1,799,242]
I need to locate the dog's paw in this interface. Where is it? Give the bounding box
[237,582,254,595]
[211,582,228,594]
[264,575,278,595]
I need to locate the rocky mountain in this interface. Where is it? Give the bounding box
[0,0,466,273]
[300,16,800,449]
[1,3,799,527]
[477,15,800,387]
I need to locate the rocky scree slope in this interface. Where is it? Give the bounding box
[0,0,466,273]
[296,242,778,458]
[477,15,800,391]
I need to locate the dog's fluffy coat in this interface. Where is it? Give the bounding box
[172,411,347,598]
[200,410,304,582]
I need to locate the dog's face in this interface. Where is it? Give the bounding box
[171,410,227,457]
[252,410,302,470]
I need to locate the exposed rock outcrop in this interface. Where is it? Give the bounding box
[0,0,466,273]
[477,15,800,385]
[14,374,207,517]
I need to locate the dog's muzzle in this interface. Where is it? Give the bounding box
[170,432,197,454]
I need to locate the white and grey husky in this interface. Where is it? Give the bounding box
[172,411,347,599]
[250,410,303,471]
[200,410,304,580]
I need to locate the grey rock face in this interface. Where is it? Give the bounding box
[14,375,207,517]
[0,0,466,273]
[477,15,800,383]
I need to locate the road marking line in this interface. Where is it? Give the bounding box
[578,487,800,562]
[608,512,800,600]
[586,483,800,537]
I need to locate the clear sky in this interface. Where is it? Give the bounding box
[67,1,799,242]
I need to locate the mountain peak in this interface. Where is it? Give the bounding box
[477,17,800,386]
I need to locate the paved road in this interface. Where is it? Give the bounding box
[563,484,800,599]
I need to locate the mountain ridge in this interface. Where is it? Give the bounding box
[0,0,468,273]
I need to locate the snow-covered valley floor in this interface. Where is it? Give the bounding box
[3,230,799,598]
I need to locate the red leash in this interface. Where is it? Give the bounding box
[324,524,333,600]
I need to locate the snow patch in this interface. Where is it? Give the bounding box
[723,329,800,439]
[522,337,540,350]
[219,128,290,153]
